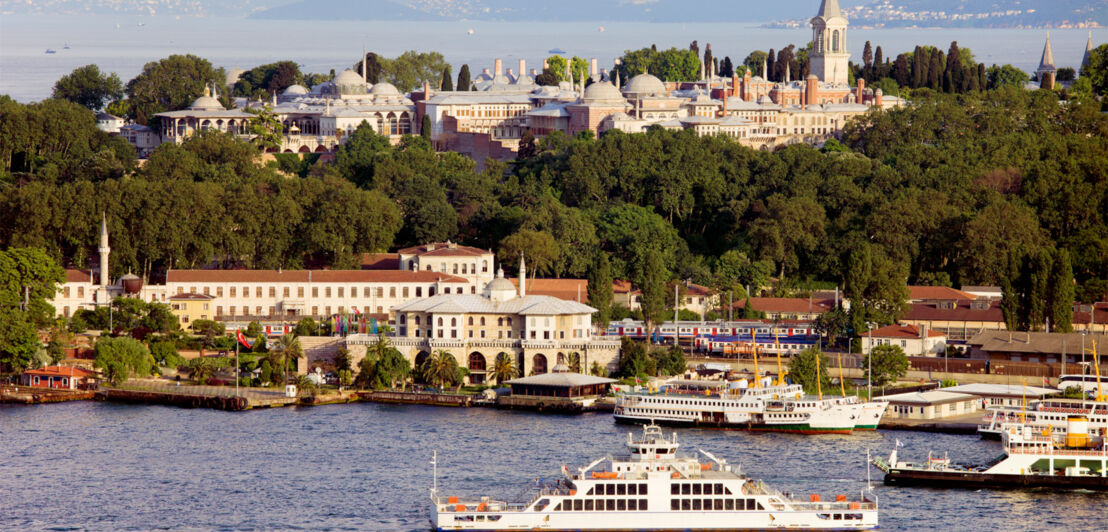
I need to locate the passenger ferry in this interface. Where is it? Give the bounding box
[613,380,886,434]
[978,399,1108,439]
[431,424,879,530]
[877,418,1108,490]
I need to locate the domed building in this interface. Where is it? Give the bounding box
[154,85,254,144]
[621,72,667,97]
[567,81,631,136]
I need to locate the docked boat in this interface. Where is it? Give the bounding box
[978,398,1108,439]
[875,417,1108,490]
[430,423,879,530]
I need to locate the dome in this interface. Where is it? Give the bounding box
[120,273,143,294]
[283,84,309,95]
[334,69,364,86]
[485,277,515,292]
[369,82,400,96]
[583,81,624,101]
[623,73,666,96]
[188,92,223,111]
[483,272,518,302]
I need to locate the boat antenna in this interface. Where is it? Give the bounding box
[865,448,872,490]
[816,349,823,401]
[838,352,846,398]
[1093,340,1104,402]
[752,329,760,388]
[1020,377,1027,424]
[775,331,784,386]
[431,450,438,498]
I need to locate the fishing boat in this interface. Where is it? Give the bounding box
[875,418,1108,490]
[548,48,568,54]
[45,49,56,54]
[430,423,879,530]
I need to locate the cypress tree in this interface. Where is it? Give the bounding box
[587,251,614,329]
[457,64,471,91]
[420,114,431,140]
[640,250,667,333]
[912,46,924,88]
[440,66,453,91]
[928,51,942,89]
[767,48,776,81]
[894,54,910,87]
[1000,252,1021,331]
[946,42,962,92]
[1027,249,1052,331]
[874,46,884,78]
[720,56,734,78]
[1048,249,1075,332]
[862,41,874,71]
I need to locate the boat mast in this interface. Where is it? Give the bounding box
[816,349,823,401]
[431,450,438,498]
[1093,340,1104,402]
[775,331,784,386]
[838,353,846,398]
[752,330,760,388]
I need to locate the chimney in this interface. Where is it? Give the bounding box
[423,80,430,96]
[543,59,549,70]
[874,88,883,108]
[590,58,598,78]
[805,74,818,108]
[494,58,503,77]
[519,59,526,77]
[856,78,865,103]
[919,324,927,339]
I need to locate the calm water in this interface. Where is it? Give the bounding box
[1,401,1106,531]
[1,14,1105,102]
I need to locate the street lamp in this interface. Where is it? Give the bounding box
[866,321,876,400]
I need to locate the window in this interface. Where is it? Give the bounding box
[338,287,344,298]
[256,306,262,315]
[283,287,290,298]
[416,287,422,297]
[311,306,317,315]
[298,287,304,298]
[312,287,318,297]
[217,287,223,297]
[468,317,474,326]
[255,287,262,298]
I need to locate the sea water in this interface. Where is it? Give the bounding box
[1,401,1106,531]
[1,13,1105,103]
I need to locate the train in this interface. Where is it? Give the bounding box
[602,319,820,357]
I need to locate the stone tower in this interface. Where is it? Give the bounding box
[809,0,850,86]
[1038,32,1057,90]
[98,213,110,287]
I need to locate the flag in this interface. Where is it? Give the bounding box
[236,330,253,349]
[353,307,361,315]
[370,318,378,335]
[895,439,904,448]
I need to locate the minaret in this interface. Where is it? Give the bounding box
[1038,32,1057,90]
[518,254,527,297]
[361,45,367,84]
[809,0,850,85]
[98,213,110,286]
[1082,31,1094,74]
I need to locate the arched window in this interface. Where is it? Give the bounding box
[437,317,443,326]
[507,317,513,327]
[451,318,457,327]
[415,316,421,325]
[498,317,504,326]
[832,30,840,52]
[468,317,474,326]
[480,317,486,326]
[400,315,407,324]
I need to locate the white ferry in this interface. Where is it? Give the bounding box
[877,417,1108,490]
[613,381,886,434]
[978,399,1108,439]
[431,424,879,530]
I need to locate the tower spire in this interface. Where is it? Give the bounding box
[362,45,367,84]
[98,213,110,287]
[1083,31,1094,73]
[816,0,842,19]
[1039,31,1056,72]
[518,253,527,298]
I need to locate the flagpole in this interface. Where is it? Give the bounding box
[235,336,240,398]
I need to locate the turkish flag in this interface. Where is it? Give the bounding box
[236,330,253,349]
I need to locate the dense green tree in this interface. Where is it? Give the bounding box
[94,336,154,385]
[986,64,1029,89]
[864,344,909,386]
[1048,249,1075,332]
[232,60,303,100]
[612,47,700,82]
[743,51,768,76]
[787,347,830,395]
[246,107,284,151]
[497,230,558,277]
[371,51,450,92]
[52,64,124,110]
[588,251,614,329]
[355,52,383,84]
[1082,44,1108,96]
[640,249,667,333]
[124,54,225,125]
[490,352,517,384]
[456,64,471,91]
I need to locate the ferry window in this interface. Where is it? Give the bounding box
[714,483,724,494]
[587,486,595,496]
[617,500,626,511]
[555,502,564,511]
[834,514,842,520]
[639,499,647,511]
[606,500,615,511]
[617,484,626,495]
[533,499,550,512]
[692,484,702,495]
[723,485,732,495]
[585,500,594,511]
[606,484,615,495]
[628,484,637,495]
[714,499,723,511]
[682,484,690,495]
[681,499,691,511]
[725,499,734,510]
[639,483,647,494]
[692,499,702,511]
[671,500,680,511]
[627,499,636,511]
[574,500,582,511]
[671,484,680,495]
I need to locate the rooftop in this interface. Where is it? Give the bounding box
[510,278,589,303]
[506,372,616,387]
[908,285,977,301]
[967,330,1108,356]
[65,269,91,283]
[397,242,490,258]
[942,383,1057,398]
[394,293,595,316]
[169,292,214,301]
[23,365,98,378]
[166,269,467,284]
[864,324,945,339]
[882,390,976,405]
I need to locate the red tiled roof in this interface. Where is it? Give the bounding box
[360,253,400,270]
[612,280,640,295]
[864,324,945,339]
[905,300,1004,323]
[23,366,98,378]
[510,278,589,302]
[908,286,977,301]
[167,270,467,284]
[733,297,832,314]
[397,242,490,257]
[65,269,91,283]
[1073,302,1108,326]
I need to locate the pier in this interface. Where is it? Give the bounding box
[1,385,95,405]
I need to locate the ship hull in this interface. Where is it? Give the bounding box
[884,469,1108,490]
[614,415,853,434]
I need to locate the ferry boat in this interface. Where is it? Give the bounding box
[613,381,885,434]
[978,398,1108,439]
[430,424,879,530]
[875,418,1108,490]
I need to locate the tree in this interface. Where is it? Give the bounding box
[719,56,735,78]
[124,54,225,125]
[457,64,471,91]
[566,352,582,373]
[1048,249,1075,333]
[246,106,284,151]
[787,347,830,395]
[420,114,432,141]
[150,340,184,368]
[618,337,649,378]
[421,349,460,389]
[497,229,559,277]
[640,250,667,335]
[589,361,607,377]
[376,50,450,92]
[232,61,303,99]
[986,64,1028,89]
[374,348,411,389]
[53,64,123,110]
[490,352,517,384]
[864,344,909,386]
[438,65,453,91]
[1081,44,1108,96]
[862,41,874,72]
[191,319,225,348]
[187,356,219,384]
[273,333,303,385]
[612,47,700,83]
[743,51,768,76]
[355,52,384,84]
[293,317,318,337]
[332,347,352,374]
[588,251,614,329]
[94,336,154,385]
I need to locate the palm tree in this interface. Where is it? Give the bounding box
[422,350,459,389]
[566,352,582,373]
[490,352,517,384]
[273,333,304,386]
[589,361,607,377]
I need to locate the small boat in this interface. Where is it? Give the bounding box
[431,423,879,530]
[45,49,56,54]
[875,418,1108,490]
[548,48,567,55]
[466,28,474,35]
[598,26,605,32]
[63,42,70,49]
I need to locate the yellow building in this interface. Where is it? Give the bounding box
[168,293,215,328]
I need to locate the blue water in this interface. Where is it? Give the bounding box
[1,13,1105,103]
[2,401,1106,531]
